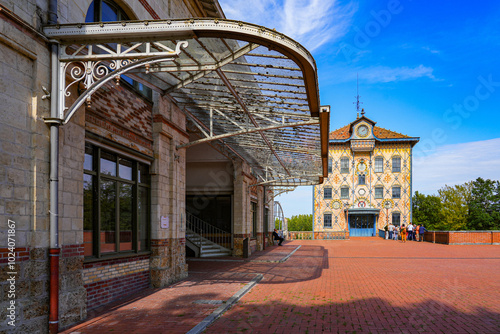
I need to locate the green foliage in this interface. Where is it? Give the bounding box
[467,178,500,230]
[413,178,500,231]
[287,214,313,231]
[412,191,445,230]
[438,183,471,230]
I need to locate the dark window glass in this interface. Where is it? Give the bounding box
[328,158,333,173]
[392,157,401,173]
[359,174,365,185]
[83,174,93,256]
[375,187,383,199]
[324,214,332,228]
[375,157,383,173]
[340,158,349,173]
[138,186,149,251]
[119,158,133,180]
[324,187,332,199]
[100,150,116,176]
[392,186,401,199]
[392,213,401,226]
[100,179,116,253]
[84,144,93,171]
[84,144,150,258]
[341,187,349,199]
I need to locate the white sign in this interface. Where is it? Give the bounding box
[160,216,169,229]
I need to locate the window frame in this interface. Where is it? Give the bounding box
[340,187,349,199]
[323,187,332,199]
[323,213,332,229]
[358,174,366,185]
[340,157,349,174]
[375,186,384,199]
[392,186,401,199]
[392,156,401,173]
[374,157,384,173]
[392,212,401,226]
[83,143,151,259]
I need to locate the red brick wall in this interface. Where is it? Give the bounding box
[85,271,150,309]
[425,231,500,245]
[83,255,150,310]
[0,247,30,264]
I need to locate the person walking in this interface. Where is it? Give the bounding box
[419,225,427,242]
[393,226,399,240]
[400,224,407,243]
[415,224,420,242]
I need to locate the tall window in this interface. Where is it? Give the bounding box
[375,157,383,173]
[392,186,401,199]
[358,174,366,185]
[392,213,401,226]
[85,0,152,100]
[340,157,349,173]
[392,157,401,173]
[375,186,384,199]
[324,187,332,199]
[251,201,257,238]
[84,143,150,257]
[324,213,332,228]
[328,158,333,173]
[340,187,349,199]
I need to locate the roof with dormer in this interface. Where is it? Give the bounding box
[329,115,419,144]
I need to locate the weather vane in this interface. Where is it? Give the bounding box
[354,73,364,118]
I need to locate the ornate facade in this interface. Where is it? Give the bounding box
[313,113,419,237]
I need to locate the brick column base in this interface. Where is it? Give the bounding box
[150,238,188,288]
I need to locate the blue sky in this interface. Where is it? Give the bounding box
[219,0,500,217]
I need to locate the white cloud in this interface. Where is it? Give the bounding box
[321,64,438,84]
[413,138,500,195]
[219,0,357,51]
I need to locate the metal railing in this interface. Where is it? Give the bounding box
[186,212,232,249]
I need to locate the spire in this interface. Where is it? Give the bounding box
[354,73,363,118]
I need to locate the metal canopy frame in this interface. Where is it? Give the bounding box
[43,18,330,187]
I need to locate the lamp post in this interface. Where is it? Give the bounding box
[384,201,391,239]
[344,202,349,238]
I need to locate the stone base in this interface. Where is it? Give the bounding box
[150,238,188,288]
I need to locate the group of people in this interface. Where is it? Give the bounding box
[385,223,427,242]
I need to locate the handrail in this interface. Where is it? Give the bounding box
[186,212,231,250]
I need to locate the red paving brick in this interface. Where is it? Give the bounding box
[62,238,500,333]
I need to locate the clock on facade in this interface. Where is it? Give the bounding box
[357,124,369,138]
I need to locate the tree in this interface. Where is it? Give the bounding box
[438,182,471,231]
[287,214,313,231]
[412,191,445,230]
[467,178,500,230]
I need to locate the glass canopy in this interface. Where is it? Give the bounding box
[43,18,330,188]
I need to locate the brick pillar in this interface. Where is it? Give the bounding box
[232,160,251,256]
[150,94,188,288]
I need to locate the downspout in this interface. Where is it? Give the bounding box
[48,1,60,334]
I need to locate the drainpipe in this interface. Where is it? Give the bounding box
[48,1,60,333]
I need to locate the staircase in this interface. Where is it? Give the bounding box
[185,212,232,258]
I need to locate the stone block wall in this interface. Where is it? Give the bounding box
[425,231,500,245]
[0,247,49,334]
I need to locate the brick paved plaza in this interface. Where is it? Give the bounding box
[63,238,500,333]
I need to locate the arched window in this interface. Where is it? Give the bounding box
[85,0,130,22]
[85,1,152,99]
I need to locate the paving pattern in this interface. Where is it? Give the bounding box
[63,238,500,333]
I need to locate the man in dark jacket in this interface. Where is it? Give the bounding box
[419,225,427,242]
[272,229,284,246]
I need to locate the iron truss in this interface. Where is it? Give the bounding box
[43,18,330,187]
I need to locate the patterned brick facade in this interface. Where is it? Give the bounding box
[314,115,419,236]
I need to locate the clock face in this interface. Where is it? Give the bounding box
[357,125,369,138]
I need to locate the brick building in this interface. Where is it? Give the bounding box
[313,111,419,238]
[0,0,329,332]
